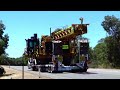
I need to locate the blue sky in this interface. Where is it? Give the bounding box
[0,11,120,58]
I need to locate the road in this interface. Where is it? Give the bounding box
[10,66,120,79]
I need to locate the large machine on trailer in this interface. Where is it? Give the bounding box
[24,18,90,73]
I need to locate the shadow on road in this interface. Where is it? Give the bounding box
[46,72,98,74]
[0,73,15,77]
[75,72,98,74]
[27,70,98,74]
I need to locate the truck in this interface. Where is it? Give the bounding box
[24,18,90,73]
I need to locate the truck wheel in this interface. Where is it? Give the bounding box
[47,66,54,73]
[48,70,52,73]
[32,67,36,71]
[40,67,46,72]
[47,67,52,73]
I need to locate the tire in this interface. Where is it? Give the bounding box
[32,67,36,71]
[47,66,58,73]
[83,68,87,72]
[40,67,46,72]
[47,66,52,73]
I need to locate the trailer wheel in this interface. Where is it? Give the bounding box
[40,67,46,72]
[47,69,51,73]
[83,68,87,72]
[32,67,35,71]
[47,66,52,73]
[32,66,38,71]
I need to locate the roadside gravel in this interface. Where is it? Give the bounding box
[0,66,51,79]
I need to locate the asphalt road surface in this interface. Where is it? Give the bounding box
[10,66,120,79]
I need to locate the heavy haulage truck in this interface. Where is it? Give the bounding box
[24,18,90,73]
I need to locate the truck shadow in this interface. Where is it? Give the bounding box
[28,70,98,74]
[74,72,98,74]
[48,71,98,74]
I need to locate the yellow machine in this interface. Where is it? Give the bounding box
[25,18,90,72]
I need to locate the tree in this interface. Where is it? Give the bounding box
[0,20,9,56]
[101,15,120,37]
[0,53,9,65]
[98,38,105,43]
[101,15,120,68]
[88,47,93,61]
[93,41,110,68]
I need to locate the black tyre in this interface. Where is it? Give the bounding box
[83,68,87,72]
[47,66,52,73]
[32,66,37,71]
[40,67,46,72]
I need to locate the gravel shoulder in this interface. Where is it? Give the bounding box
[0,65,51,79]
